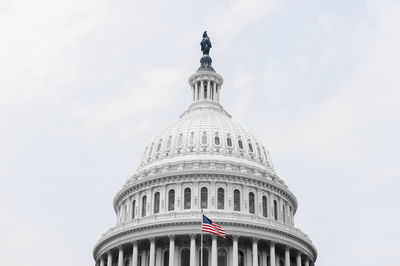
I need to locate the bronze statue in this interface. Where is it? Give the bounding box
[200,31,212,56]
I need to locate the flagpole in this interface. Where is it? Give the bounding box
[201,209,203,266]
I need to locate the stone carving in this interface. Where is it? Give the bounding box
[200,31,212,55]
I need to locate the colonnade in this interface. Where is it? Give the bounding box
[96,235,312,266]
[192,80,220,102]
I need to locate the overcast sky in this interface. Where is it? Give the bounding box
[1,0,399,265]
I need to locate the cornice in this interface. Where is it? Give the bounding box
[93,219,317,261]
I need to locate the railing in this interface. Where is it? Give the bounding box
[98,210,311,244]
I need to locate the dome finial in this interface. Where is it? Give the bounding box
[199,31,214,71]
[201,31,212,56]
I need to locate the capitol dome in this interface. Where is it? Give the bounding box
[93,33,317,266]
[137,97,276,176]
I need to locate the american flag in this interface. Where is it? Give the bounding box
[202,215,226,238]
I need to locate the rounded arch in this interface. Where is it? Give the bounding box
[273,199,278,220]
[217,248,227,266]
[181,248,190,266]
[238,250,245,266]
[184,187,191,209]
[234,189,241,211]
[162,249,169,266]
[201,187,208,209]
[154,192,160,214]
[131,199,136,219]
[142,195,147,217]
[262,195,268,217]
[168,189,175,211]
[217,187,224,210]
[249,192,255,214]
[198,247,209,266]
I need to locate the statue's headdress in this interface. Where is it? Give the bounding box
[203,31,208,38]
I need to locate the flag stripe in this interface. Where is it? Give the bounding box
[202,215,226,238]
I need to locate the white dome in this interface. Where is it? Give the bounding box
[137,100,276,175]
[93,48,317,266]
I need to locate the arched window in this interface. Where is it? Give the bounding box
[148,143,154,157]
[249,192,255,214]
[202,133,207,145]
[154,192,160,214]
[218,248,227,266]
[204,87,207,99]
[142,196,147,217]
[177,134,183,147]
[199,248,209,266]
[234,189,241,211]
[274,200,278,220]
[166,136,172,150]
[189,132,195,146]
[227,137,232,147]
[217,188,224,209]
[215,135,220,145]
[184,188,191,209]
[262,196,268,217]
[168,190,175,211]
[238,251,244,266]
[181,249,190,266]
[131,200,136,219]
[163,251,169,266]
[238,139,243,149]
[248,143,254,153]
[156,141,162,152]
[201,187,208,209]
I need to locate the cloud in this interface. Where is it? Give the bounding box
[207,0,284,43]
[76,66,186,139]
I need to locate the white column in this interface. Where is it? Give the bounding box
[169,235,175,266]
[211,235,217,266]
[296,252,302,266]
[270,242,276,266]
[213,82,216,101]
[100,257,105,266]
[107,252,113,266]
[305,257,309,266]
[190,234,196,266]
[156,247,162,266]
[232,236,238,266]
[141,250,147,266]
[118,246,124,266]
[246,248,252,266]
[262,251,267,266]
[149,238,155,266]
[132,242,138,266]
[252,238,258,266]
[285,247,290,266]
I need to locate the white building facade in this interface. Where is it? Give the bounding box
[93,41,317,266]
